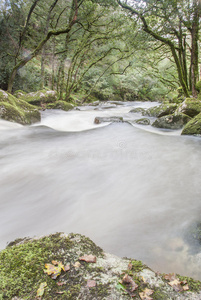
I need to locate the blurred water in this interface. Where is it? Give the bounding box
[1,101,201,279]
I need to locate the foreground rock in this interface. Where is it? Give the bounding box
[0,89,40,125]
[94,116,123,124]
[152,113,191,130]
[1,233,201,299]
[182,113,201,136]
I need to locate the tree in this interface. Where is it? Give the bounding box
[117,0,201,98]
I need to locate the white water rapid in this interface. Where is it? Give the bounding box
[1,101,201,279]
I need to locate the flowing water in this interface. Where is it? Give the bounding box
[1,101,201,279]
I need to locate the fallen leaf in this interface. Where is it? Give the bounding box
[139,288,154,300]
[44,261,64,279]
[168,279,183,292]
[128,262,133,270]
[183,284,189,291]
[87,280,96,288]
[74,261,81,269]
[56,291,64,294]
[122,274,138,291]
[36,282,47,297]
[57,281,67,286]
[164,273,176,281]
[116,282,126,291]
[79,254,96,263]
[64,264,70,272]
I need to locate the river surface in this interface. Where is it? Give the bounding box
[1,101,201,279]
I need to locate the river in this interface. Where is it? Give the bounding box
[1,101,201,279]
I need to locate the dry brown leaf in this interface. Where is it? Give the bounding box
[164,273,176,281]
[128,262,133,270]
[183,284,189,291]
[79,254,96,263]
[64,264,70,272]
[87,280,96,288]
[74,261,81,269]
[57,281,67,286]
[168,279,183,292]
[122,274,138,292]
[139,288,154,300]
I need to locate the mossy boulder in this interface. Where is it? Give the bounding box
[1,233,201,299]
[181,113,201,136]
[19,90,57,106]
[0,89,40,125]
[134,118,150,125]
[177,98,201,118]
[129,107,147,114]
[46,101,74,111]
[143,103,178,118]
[152,113,191,130]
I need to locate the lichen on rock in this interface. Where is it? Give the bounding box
[177,98,201,118]
[181,112,201,136]
[19,89,58,106]
[46,101,74,111]
[142,103,178,118]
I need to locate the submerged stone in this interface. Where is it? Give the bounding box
[94,116,123,124]
[134,118,150,125]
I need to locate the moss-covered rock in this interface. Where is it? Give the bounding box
[1,233,201,299]
[181,113,201,136]
[143,103,178,118]
[134,118,150,125]
[0,89,40,125]
[177,98,201,118]
[46,101,74,111]
[152,113,191,130]
[19,90,57,106]
[129,107,147,114]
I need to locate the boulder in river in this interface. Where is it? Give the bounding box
[143,103,178,118]
[152,113,191,130]
[177,98,201,118]
[18,89,57,106]
[129,107,147,114]
[0,89,40,125]
[134,118,150,125]
[46,101,74,111]
[94,116,123,124]
[1,232,201,299]
[181,113,201,136]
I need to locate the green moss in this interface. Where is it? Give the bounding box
[152,288,169,300]
[0,234,73,299]
[130,260,145,272]
[196,81,201,92]
[152,113,191,130]
[19,90,57,106]
[181,112,201,135]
